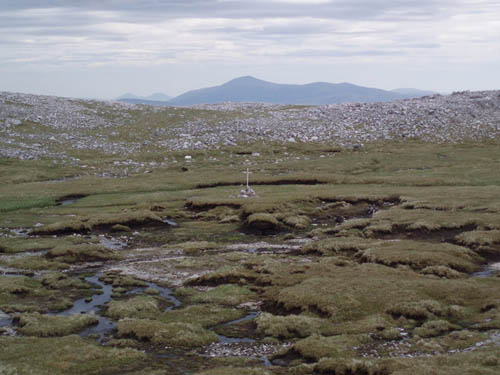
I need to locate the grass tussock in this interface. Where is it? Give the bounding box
[256,312,336,339]
[287,333,370,362]
[315,357,401,375]
[0,255,69,271]
[0,275,89,314]
[301,237,378,256]
[420,265,466,279]
[116,318,218,348]
[105,296,161,320]
[245,213,281,231]
[195,174,330,189]
[357,240,483,273]
[99,272,148,288]
[32,210,166,235]
[14,312,98,337]
[413,319,456,338]
[263,262,493,325]
[159,304,245,327]
[46,244,121,263]
[455,230,500,255]
[367,208,500,234]
[194,367,272,375]
[0,237,65,254]
[386,300,463,321]
[41,272,92,290]
[176,284,257,306]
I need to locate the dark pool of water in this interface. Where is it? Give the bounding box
[57,195,86,206]
[60,198,80,206]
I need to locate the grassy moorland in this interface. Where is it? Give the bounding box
[1,98,500,374]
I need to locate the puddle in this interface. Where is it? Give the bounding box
[57,195,86,206]
[60,198,80,206]
[9,229,29,237]
[162,218,179,227]
[0,310,13,328]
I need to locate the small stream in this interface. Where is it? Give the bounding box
[216,311,259,344]
[471,262,500,278]
[49,274,184,342]
[1,269,266,366]
[127,281,182,310]
[49,275,115,342]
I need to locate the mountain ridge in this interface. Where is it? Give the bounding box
[167,76,432,106]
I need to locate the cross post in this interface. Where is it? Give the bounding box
[243,168,251,188]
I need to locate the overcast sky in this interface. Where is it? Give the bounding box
[1,0,499,99]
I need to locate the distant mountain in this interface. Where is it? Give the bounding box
[167,76,429,106]
[145,93,172,101]
[118,98,171,106]
[391,88,437,97]
[117,92,172,104]
[117,93,141,100]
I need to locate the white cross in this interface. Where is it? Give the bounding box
[243,168,251,188]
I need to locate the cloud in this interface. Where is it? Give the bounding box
[0,0,499,96]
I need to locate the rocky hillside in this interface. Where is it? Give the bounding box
[0,90,499,162]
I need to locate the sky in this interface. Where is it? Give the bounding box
[1,0,499,99]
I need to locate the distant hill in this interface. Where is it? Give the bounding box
[117,92,171,105]
[145,93,172,101]
[391,88,437,97]
[167,76,429,106]
[118,98,171,106]
[117,93,141,100]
